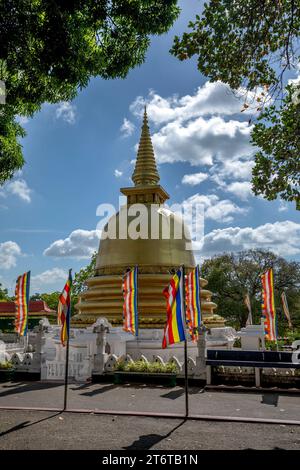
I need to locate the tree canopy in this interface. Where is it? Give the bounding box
[0,282,10,301]
[30,291,61,312]
[171,0,300,207]
[29,252,97,317]
[73,251,97,295]
[0,0,179,183]
[201,249,300,331]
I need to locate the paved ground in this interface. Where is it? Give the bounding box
[0,409,300,450]
[0,381,299,422]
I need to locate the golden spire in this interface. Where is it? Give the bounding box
[132,107,160,186]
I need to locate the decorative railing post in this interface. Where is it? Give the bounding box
[93,323,108,375]
[195,325,207,378]
[36,318,50,379]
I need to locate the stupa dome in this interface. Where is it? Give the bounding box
[73,109,224,329]
[96,207,195,275]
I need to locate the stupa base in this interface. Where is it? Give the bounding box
[71,312,226,330]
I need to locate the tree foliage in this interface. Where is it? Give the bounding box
[0,282,10,301]
[30,291,61,312]
[31,290,79,316]
[73,251,97,295]
[29,252,97,316]
[171,0,300,206]
[201,249,300,330]
[251,86,300,204]
[0,0,179,182]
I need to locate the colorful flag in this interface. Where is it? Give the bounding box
[261,269,277,341]
[281,291,292,329]
[15,271,30,336]
[122,267,138,336]
[185,266,201,341]
[58,270,72,346]
[244,292,253,326]
[162,268,186,349]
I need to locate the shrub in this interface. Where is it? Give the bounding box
[265,339,285,351]
[0,361,13,370]
[115,359,177,374]
[233,338,241,348]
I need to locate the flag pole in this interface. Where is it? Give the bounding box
[136,265,139,339]
[182,264,189,418]
[63,331,70,411]
[63,269,72,412]
[197,264,202,328]
[25,271,31,353]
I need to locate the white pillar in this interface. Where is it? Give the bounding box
[206,365,212,385]
[255,367,261,388]
[93,323,108,375]
[195,327,207,379]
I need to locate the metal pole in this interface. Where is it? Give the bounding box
[63,332,70,411]
[184,337,189,417]
[135,265,139,339]
[182,265,189,418]
[63,269,72,411]
[197,264,202,328]
[25,270,31,353]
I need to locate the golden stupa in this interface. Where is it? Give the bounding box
[74,109,225,329]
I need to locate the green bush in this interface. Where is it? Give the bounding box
[115,359,177,374]
[0,361,13,370]
[233,338,241,348]
[265,339,286,351]
[264,329,300,350]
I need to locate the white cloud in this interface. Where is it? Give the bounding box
[210,159,254,182]
[225,181,253,201]
[114,169,123,178]
[151,116,253,167]
[129,84,258,194]
[0,178,32,203]
[200,221,300,257]
[0,241,22,269]
[16,116,29,125]
[290,65,300,104]
[130,82,257,125]
[44,229,101,259]
[120,118,135,137]
[183,193,247,224]
[31,268,67,290]
[279,200,289,212]
[182,172,208,186]
[6,179,32,202]
[55,101,77,124]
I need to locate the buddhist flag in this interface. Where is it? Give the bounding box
[185,266,201,341]
[15,271,30,336]
[281,291,292,329]
[122,267,138,336]
[261,268,277,341]
[58,269,72,346]
[162,268,186,349]
[244,292,253,326]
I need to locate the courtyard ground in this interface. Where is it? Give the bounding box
[0,381,299,450]
[0,381,299,422]
[0,409,300,450]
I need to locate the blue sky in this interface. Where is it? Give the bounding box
[1,0,299,295]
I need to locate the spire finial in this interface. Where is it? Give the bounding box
[132,107,160,187]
